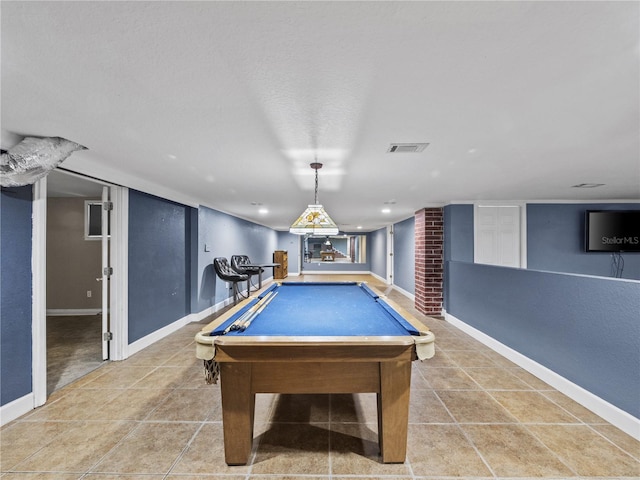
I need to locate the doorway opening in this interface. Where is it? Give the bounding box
[45,170,110,394]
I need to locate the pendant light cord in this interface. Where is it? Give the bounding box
[310,161,322,205]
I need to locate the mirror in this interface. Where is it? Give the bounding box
[303,234,367,264]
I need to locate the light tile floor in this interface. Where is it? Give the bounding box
[46,315,105,395]
[2,275,639,479]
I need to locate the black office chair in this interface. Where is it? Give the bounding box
[213,257,249,305]
[231,255,264,290]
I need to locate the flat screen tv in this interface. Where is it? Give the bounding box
[585,210,640,252]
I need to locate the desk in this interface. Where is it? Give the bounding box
[195,281,435,465]
[241,263,279,289]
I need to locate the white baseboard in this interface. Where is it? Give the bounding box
[127,314,195,357]
[0,393,34,427]
[444,311,640,441]
[391,284,415,302]
[366,272,415,302]
[46,309,102,316]
[126,298,233,357]
[369,271,387,284]
[193,297,235,323]
[299,270,371,275]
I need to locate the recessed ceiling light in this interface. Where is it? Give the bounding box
[382,208,391,214]
[356,225,362,229]
[572,183,605,188]
[258,208,268,214]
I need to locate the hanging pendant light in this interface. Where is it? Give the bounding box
[289,162,339,235]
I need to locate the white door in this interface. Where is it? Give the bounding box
[101,186,110,360]
[475,205,522,268]
[387,226,394,284]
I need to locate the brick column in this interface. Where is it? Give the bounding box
[414,208,443,316]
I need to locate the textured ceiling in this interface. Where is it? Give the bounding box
[2,1,639,231]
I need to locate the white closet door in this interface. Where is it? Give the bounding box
[475,205,521,268]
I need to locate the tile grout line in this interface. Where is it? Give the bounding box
[517,422,582,477]
[442,332,590,478]
[81,419,148,476]
[164,419,207,479]
[421,364,498,478]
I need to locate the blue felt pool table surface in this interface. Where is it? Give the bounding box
[209,282,420,337]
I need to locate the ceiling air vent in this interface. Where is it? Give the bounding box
[572,183,605,188]
[387,143,429,153]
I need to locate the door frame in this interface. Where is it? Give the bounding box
[386,225,394,285]
[101,186,109,360]
[32,178,47,406]
[32,173,128,407]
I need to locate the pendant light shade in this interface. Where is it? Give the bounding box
[290,204,339,235]
[289,162,338,236]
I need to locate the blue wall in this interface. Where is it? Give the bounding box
[444,204,474,263]
[277,231,300,275]
[197,206,278,308]
[443,204,474,311]
[444,201,640,419]
[128,191,195,343]
[1,186,33,405]
[369,228,387,279]
[447,262,640,418]
[528,203,640,280]
[394,217,415,293]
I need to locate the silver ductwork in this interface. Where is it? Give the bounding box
[0,136,87,187]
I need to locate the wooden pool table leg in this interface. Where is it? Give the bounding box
[378,360,412,463]
[220,362,255,465]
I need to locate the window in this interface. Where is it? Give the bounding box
[84,201,110,240]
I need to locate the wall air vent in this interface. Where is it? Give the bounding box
[387,143,429,153]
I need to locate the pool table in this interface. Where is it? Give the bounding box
[195,281,435,465]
